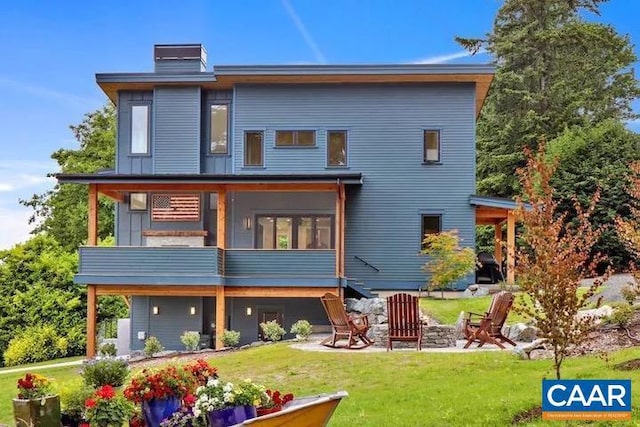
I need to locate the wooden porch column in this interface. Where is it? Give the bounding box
[506,211,515,284]
[339,184,346,277]
[494,222,503,266]
[215,285,225,349]
[217,190,226,249]
[215,190,226,349]
[87,184,98,358]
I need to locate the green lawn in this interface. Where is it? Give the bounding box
[1,345,638,426]
[420,295,531,324]
[0,356,84,372]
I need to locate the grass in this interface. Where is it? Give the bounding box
[0,356,84,372]
[0,346,638,426]
[420,295,530,324]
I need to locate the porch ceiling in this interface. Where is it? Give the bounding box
[56,172,363,201]
[470,195,520,226]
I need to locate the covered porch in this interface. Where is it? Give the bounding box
[57,172,362,357]
[470,195,522,284]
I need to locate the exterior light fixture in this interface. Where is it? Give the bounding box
[190,306,196,315]
[244,216,252,230]
[246,307,252,316]
[152,306,159,315]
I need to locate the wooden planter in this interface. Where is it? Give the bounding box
[13,395,61,427]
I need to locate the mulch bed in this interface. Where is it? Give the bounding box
[511,406,542,425]
[613,358,640,371]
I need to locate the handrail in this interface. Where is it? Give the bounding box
[353,255,381,272]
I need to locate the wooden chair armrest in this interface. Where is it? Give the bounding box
[349,314,369,326]
[466,312,487,320]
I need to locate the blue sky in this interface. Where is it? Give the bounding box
[0,0,638,249]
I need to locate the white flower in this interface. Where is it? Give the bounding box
[193,408,201,417]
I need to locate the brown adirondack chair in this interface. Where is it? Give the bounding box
[320,293,373,349]
[386,293,423,351]
[463,291,516,349]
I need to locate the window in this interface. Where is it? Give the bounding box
[275,130,316,147]
[421,215,442,248]
[130,193,147,211]
[131,105,149,154]
[244,131,264,166]
[327,131,347,167]
[151,194,200,222]
[210,104,228,154]
[423,130,440,163]
[255,215,334,249]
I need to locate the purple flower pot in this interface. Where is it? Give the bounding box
[208,405,257,427]
[142,397,181,427]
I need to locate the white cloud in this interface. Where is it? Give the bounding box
[281,0,327,64]
[412,49,488,64]
[0,160,56,194]
[0,183,14,192]
[0,206,33,250]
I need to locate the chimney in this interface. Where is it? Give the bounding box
[154,44,207,73]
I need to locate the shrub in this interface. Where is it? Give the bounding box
[260,320,286,342]
[290,320,312,340]
[180,331,200,351]
[60,381,94,423]
[99,342,117,357]
[606,304,635,328]
[620,283,639,306]
[81,358,129,388]
[143,336,164,357]
[3,325,69,366]
[421,230,476,297]
[221,329,241,348]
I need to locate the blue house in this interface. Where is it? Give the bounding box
[58,44,515,356]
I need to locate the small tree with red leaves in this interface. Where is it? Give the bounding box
[616,161,640,302]
[514,143,608,379]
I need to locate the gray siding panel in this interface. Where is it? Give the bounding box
[230,297,328,345]
[230,192,335,248]
[234,84,476,290]
[78,246,221,282]
[117,91,153,174]
[225,250,335,276]
[130,296,202,351]
[154,87,201,173]
[155,59,204,73]
[202,91,233,174]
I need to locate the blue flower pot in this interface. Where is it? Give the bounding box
[208,405,257,427]
[142,396,181,427]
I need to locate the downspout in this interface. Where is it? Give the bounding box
[337,178,343,300]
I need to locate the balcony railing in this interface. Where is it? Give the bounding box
[224,249,336,277]
[76,246,223,285]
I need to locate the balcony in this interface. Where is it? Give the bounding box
[224,249,336,286]
[76,246,223,285]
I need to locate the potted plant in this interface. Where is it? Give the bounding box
[13,373,61,427]
[193,378,264,427]
[124,366,195,427]
[84,385,132,427]
[60,382,93,427]
[159,395,198,427]
[183,359,218,386]
[256,389,294,416]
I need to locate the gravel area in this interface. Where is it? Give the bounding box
[582,273,636,303]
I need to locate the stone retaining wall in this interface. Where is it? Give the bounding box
[346,297,456,348]
[369,324,456,349]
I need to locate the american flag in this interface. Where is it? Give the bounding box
[151,194,200,221]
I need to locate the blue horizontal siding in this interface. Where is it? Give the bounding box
[77,246,222,284]
[233,84,476,289]
[154,87,201,173]
[224,250,335,276]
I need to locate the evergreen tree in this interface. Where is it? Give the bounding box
[457,0,639,196]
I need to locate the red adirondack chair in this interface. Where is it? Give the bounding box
[463,291,516,349]
[386,293,423,351]
[320,293,373,349]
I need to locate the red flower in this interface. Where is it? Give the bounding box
[183,394,196,407]
[95,385,116,399]
[80,424,90,427]
[85,398,97,408]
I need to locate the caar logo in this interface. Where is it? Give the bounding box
[542,379,631,421]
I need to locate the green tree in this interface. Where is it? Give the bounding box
[20,105,116,251]
[457,0,639,196]
[421,230,476,298]
[547,120,640,271]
